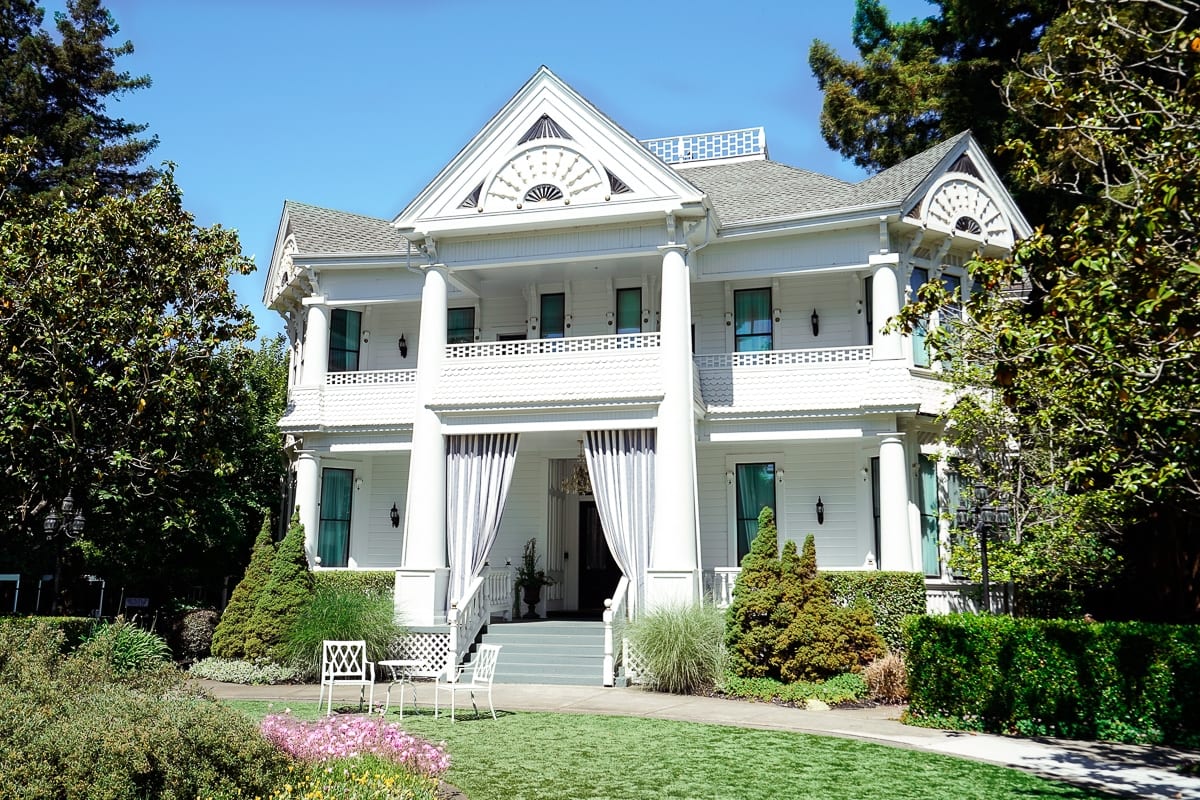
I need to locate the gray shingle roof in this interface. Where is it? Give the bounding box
[283,201,412,255]
[684,131,971,226]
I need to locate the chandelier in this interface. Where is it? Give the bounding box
[561,439,592,495]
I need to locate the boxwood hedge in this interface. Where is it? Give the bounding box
[822,571,925,653]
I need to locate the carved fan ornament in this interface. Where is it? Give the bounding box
[924,178,1012,247]
[486,144,606,211]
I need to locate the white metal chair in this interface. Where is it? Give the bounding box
[318,640,376,715]
[435,644,501,721]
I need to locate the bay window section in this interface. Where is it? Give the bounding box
[541,293,565,339]
[735,462,776,563]
[317,468,353,567]
[734,288,772,352]
[328,309,361,372]
[448,307,475,344]
[616,287,642,334]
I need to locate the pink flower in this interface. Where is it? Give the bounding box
[260,714,450,777]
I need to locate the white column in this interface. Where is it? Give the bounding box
[647,243,700,608]
[869,254,903,361]
[294,450,320,565]
[398,266,450,625]
[877,432,913,571]
[301,301,330,387]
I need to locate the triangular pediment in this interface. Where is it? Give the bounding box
[394,67,707,239]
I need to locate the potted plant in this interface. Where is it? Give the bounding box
[516,537,555,619]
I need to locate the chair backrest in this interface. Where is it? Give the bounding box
[322,640,369,679]
[470,644,501,685]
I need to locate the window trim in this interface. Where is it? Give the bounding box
[447,306,476,345]
[328,308,362,373]
[615,287,642,334]
[317,466,354,568]
[540,292,566,339]
[725,453,784,566]
[733,287,773,352]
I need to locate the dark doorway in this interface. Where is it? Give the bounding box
[578,501,622,613]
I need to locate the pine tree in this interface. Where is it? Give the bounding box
[247,513,314,660]
[210,514,275,660]
[725,507,783,678]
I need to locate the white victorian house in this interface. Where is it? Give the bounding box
[264,67,1030,683]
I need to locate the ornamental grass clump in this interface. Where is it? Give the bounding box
[276,585,405,680]
[260,714,450,778]
[627,603,726,694]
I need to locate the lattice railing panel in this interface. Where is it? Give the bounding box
[693,346,871,370]
[326,369,417,386]
[393,632,450,678]
[623,637,648,685]
[446,333,660,359]
[642,127,766,165]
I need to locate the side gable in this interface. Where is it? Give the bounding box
[394,67,707,240]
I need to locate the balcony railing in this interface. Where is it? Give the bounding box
[693,346,871,370]
[325,369,417,386]
[445,332,660,359]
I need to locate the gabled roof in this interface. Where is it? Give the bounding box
[850,131,970,206]
[282,201,412,255]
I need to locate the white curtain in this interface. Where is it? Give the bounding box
[584,429,655,615]
[446,433,520,609]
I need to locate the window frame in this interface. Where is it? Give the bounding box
[447,306,476,345]
[733,287,773,352]
[540,292,566,339]
[726,453,783,566]
[328,308,362,373]
[317,467,354,568]
[615,287,642,334]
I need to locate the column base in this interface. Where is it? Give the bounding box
[643,569,700,610]
[394,568,450,627]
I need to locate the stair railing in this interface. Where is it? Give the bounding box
[602,575,630,687]
[484,564,514,620]
[446,574,488,680]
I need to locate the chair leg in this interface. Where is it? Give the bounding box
[487,687,496,720]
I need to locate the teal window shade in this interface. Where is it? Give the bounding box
[946,462,966,578]
[864,276,874,346]
[918,455,940,576]
[870,456,881,566]
[734,288,772,352]
[318,468,353,567]
[735,462,776,563]
[541,293,565,339]
[616,287,641,334]
[448,307,475,344]
[939,274,962,368]
[328,309,361,372]
[910,268,930,367]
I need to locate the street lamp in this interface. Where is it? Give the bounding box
[954,483,1011,613]
[43,490,86,613]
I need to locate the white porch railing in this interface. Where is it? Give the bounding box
[325,368,417,385]
[445,566,516,679]
[702,567,741,608]
[484,564,515,620]
[693,346,871,370]
[602,576,630,687]
[445,332,660,359]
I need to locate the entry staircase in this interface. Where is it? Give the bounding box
[474,618,607,685]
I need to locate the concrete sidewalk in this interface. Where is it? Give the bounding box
[200,680,1200,800]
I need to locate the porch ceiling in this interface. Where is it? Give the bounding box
[454,252,661,293]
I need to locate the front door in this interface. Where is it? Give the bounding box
[577,501,622,613]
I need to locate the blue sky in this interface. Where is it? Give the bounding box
[80,0,935,336]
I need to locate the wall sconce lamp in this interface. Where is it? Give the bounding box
[815,496,825,525]
[355,477,364,491]
[398,334,408,358]
[810,309,820,337]
[725,469,734,485]
[773,308,782,323]
[529,316,538,332]
[389,503,400,528]
[724,311,733,327]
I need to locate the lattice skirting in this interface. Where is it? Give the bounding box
[622,638,648,686]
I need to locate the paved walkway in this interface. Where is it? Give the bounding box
[200,680,1200,800]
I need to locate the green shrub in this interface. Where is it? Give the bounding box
[276,584,405,680]
[905,614,1200,745]
[726,507,786,678]
[188,657,301,684]
[248,512,314,660]
[627,603,725,694]
[212,514,275,660]
[77,619,171,675]
[0,615,94,652]
[719,672,868,706]
[823,571,926,653]
[313,569,396,597]
[173,608,220,663]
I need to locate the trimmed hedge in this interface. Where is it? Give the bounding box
[905,614,1200,746]
[313,570,396,597]
[0,616,94,651]
[823,571,925,653]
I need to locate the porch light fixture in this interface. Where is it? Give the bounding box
[389,503,400,528]
[398,334,408,358]
[810,309,820,337]
[561,439,592,495]
[954,483,1012,613]
[815,496,825,525]
[43,490,85,540]
[355,477,363,491]
[725,469,734,485]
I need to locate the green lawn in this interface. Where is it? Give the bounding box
[226,700,1113,800]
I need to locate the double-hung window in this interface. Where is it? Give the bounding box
[917,455,940,576]
[909,268,930,368]
[317,468,353,567]
[447,307,475,344]
[541,293,565,339]
[328,309,361,372]
[735,462,776,563]
[616,287,641,334]
[939,273,963,368]
[734,288,772,352]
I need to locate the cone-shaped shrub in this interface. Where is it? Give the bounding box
[725,507,784,677]
[211,514,275,659]
[247,512,314,660]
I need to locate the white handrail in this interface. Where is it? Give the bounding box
[484,565,515,620]
[446,574,488,680]
[702,567,741,608]
[602,575,630,687]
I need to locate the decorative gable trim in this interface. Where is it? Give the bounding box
[518,113,572,143]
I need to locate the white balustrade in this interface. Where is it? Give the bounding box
[701,568,741,608]
[445,332,660,359]
[446,575,488,678]
[693,346,871,370]
[484,565,515,621]
[602,575,630,687]
[325,369,417,386]
[641,127,766,165]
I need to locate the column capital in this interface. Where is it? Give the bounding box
[301,295,329,307]
[876,431,907,443]
[657,243,688,255]
[869,252,900,266]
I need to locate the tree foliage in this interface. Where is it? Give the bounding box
[0,0,157,206]
[247,513,314,661]
[211,515,275,660]
[809,0,1064,184]
[898,0,1200,619]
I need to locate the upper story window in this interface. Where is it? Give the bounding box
[448,307,475,344]
[541,293,566,339]
[734,288,772,352]
[616,288,642,334]
[864,276,874,346]
[909,268,930,368]
[329,309,361,372]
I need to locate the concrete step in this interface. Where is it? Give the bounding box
[476,618,606,686]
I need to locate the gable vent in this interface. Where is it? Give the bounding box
[518,114,572,144]
[949,154,981,179]
[458,182,483,209]
[606,168,632,195]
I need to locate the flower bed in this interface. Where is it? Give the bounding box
[260,714,450,778]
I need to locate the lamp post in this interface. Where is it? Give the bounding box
[954,483,1011,613]
[43,490,86,613]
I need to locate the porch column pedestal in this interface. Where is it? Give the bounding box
[294,450,320,565]
[301,299,330,386]
[398,265,450,626]
[647,242,701,609]
[869,254,903,361]
[877,432,913,571]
